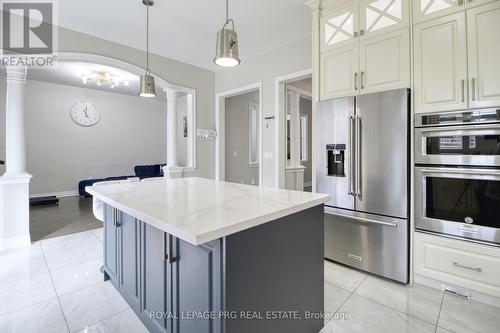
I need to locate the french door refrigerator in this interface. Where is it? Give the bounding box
[317,89,410,283]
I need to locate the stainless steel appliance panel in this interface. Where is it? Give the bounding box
[316,98,355,210]
[324,207,408,283]
[415,167,500,245]
[415,122,500,167]
[355,89,409,219]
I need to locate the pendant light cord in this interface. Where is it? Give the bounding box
[146,2,150,73]
[222,0,235,30]
[225,0,228,23]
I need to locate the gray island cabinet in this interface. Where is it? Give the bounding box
[88,177,330,333]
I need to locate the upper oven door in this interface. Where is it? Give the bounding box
[415,167,500,245]
[415,123,500,167]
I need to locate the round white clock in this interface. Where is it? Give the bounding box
[70,102,100,126]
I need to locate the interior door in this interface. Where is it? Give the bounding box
[467,1,500,109]
[320,44,359,100]
[316,98,355,210]
[355,89,409,219]
[414,12,468,113]
[359,27,410,94]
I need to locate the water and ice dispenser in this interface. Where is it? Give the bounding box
[326,144,346,177]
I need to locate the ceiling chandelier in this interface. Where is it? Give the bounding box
[214,0,241,68]
[81,71,130,89]
[139,0,156,97]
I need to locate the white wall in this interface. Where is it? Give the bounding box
[25,79,166,195]
[1,27,216,183]
[215,36,312,187]
[225,91,260,185]
[58,27,216,179]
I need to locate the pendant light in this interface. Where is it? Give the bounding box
[139,0,156,97]
[214,0,241,68]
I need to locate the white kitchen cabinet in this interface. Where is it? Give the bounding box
[466,0,499,9]
[320,43,359,100]
[467,1,500,108]
[359,0,409,38]
[414,232,500,298]
[414,12,468,113]
[413,0,465,23]
[321,3,359,51]
[359,27,410,94]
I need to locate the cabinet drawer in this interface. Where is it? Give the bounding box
[414,232,500,297]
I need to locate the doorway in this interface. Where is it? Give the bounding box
[275,70,312,191]
[216,83,263,186]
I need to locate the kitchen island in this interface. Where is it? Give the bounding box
[86,177,330,333]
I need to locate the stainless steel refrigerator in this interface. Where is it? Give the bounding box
[317,88,410,283]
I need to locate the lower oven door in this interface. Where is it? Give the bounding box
[324,207,408,283]
[415,167,500,245]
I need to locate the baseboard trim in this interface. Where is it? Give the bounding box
[415,274,500,308]
[30,190,79,199]
[0,234,31,252]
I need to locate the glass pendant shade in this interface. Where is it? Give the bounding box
[214,28,240,68]
[139,73,156,98]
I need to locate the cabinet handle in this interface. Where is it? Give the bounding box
[354,72,358,90]
[471,77,477,101]
[361,71,365,90]
[112,208,117,227]
[453,262,482,272]
[354,31,359,38]
[164,233,173,263]
[461,79,465,102]
[359,29,365,36]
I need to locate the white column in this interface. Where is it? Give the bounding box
[0,65,32,251]
[5,66,28,175]
[163,89,183,179]
[285,90,305,191]
[288,90,301,167]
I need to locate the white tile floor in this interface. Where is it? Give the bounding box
[0,228,499,333]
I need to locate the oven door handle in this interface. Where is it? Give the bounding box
[418,167,500,176]
[417,123,500,134]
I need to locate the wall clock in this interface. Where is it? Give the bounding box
[70,102,101,126]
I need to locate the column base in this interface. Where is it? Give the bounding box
[162,166,184,179]
[0,173,32,251]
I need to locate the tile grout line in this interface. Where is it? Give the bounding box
[39,241,72,333]
[434,292,445,333]
[71,307,131,332]
[324,275,368,327]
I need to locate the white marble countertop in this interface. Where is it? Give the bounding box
[86,177,330,245]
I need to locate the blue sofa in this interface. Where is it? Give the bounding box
[79,163,166,197]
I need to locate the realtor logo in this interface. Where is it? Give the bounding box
[1,0,57,67]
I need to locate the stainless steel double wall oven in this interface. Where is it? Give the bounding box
[415,109,500,246]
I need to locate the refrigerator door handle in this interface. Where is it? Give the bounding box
[348,115,355,196]
[355,116,362,198]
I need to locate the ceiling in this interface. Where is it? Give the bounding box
[27,62,167,99]
[57,0,313,71]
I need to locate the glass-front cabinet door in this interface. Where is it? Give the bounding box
[321,3,359,51]
[413,0,464,24]
[359,0,409,38]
